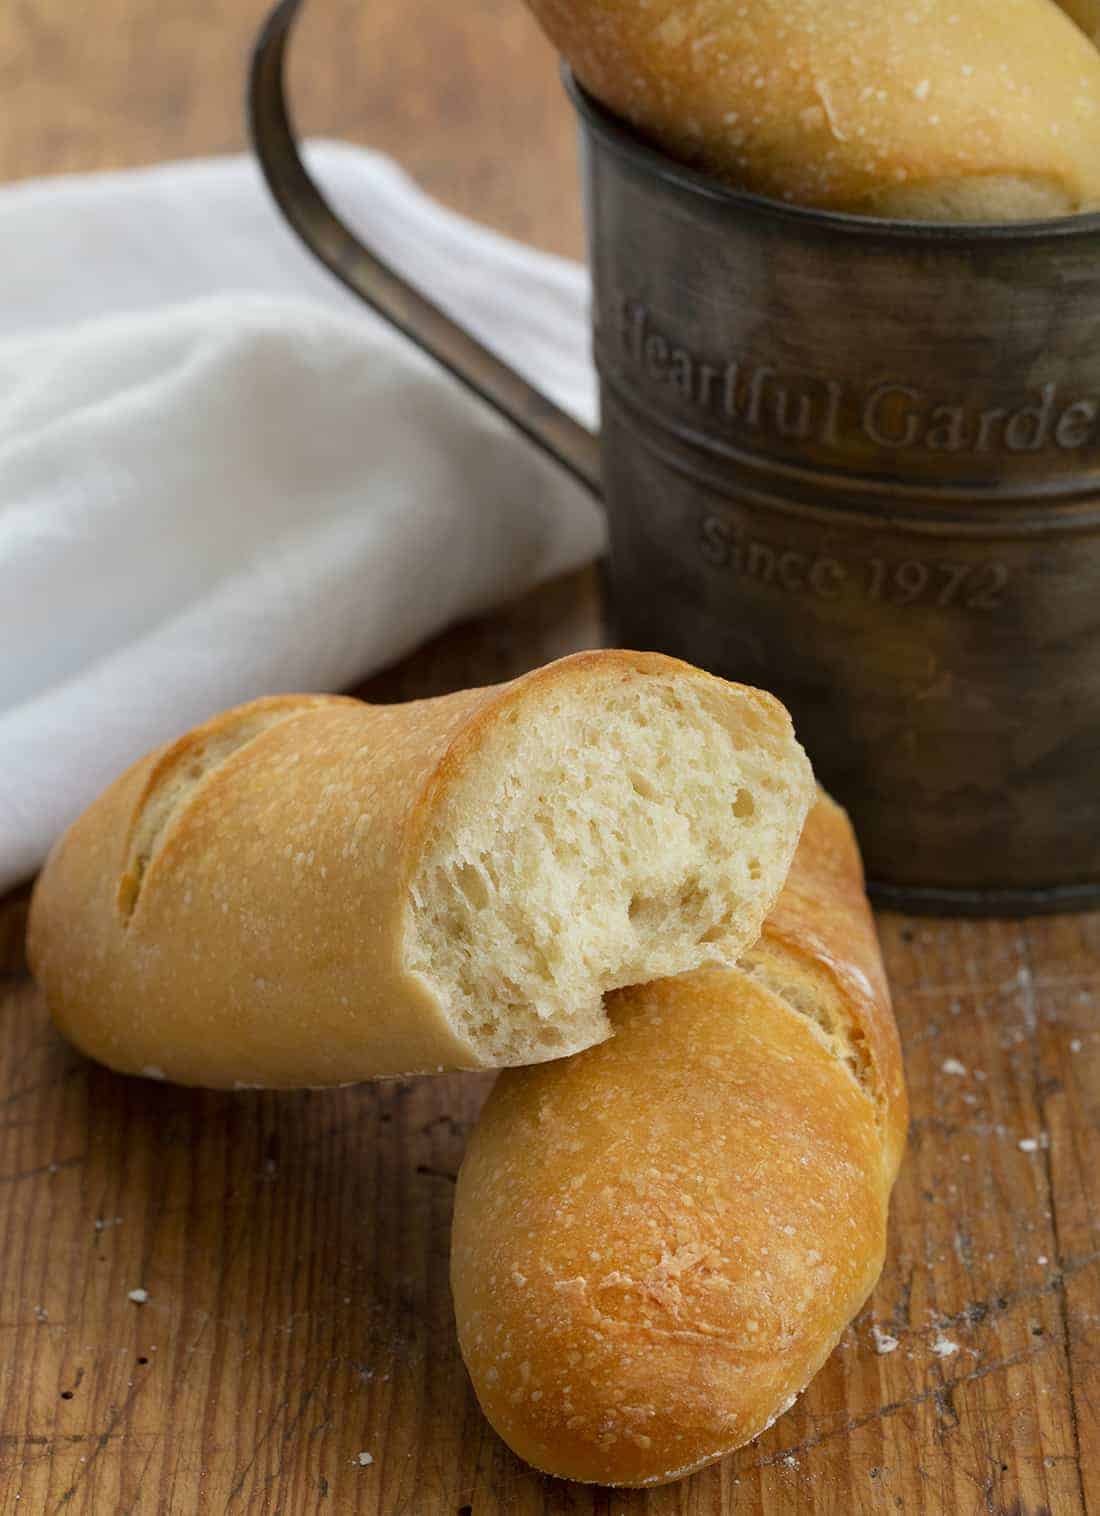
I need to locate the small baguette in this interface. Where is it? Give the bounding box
[451,792,906,1486]
[528,0,1100,219]
[27,651,813,1088]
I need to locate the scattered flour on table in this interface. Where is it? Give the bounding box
[871,1325,899,1354]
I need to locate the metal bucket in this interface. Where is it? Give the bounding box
[249,0,1100,915]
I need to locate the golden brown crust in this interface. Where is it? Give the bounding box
[529,0,1100,218]
[28,685,531,1087]
[758,791,908,1181]
[451,793,906,1486]
[28,651,806,1088]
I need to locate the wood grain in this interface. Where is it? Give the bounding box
[0,0,582,258]
[0,1,1097,1513]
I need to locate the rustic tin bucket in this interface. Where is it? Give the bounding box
[249,0,1100,915]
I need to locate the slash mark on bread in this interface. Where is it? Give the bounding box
[117,698,327,922]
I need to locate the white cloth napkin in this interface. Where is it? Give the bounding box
[0,142,602,891]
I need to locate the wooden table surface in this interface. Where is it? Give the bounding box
[1,2,1098,1512]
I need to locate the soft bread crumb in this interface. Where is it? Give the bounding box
[406,670,810,1064]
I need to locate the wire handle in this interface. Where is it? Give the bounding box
[248,0,602,498]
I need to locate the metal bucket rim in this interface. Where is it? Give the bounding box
[564,66,1100,246]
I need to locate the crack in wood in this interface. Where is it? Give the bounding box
[224,1358,340,1505]
[924,1248,1100,1337]
[1017,929,1090,1516]
[752,1343,1055,1468]
[0,1153,84,1187]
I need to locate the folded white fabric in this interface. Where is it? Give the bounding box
[0,143,602,891]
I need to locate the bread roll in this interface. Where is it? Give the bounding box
[529,0,1100,218]
[27,651,813,1089]
[451,792,906,1486]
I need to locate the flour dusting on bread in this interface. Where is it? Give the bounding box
[526,0,1100,218]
